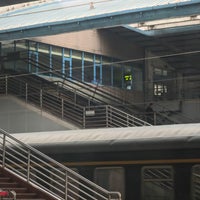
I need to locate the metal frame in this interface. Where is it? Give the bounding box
[0,128,122,200]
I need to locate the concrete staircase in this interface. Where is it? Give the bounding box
[0,168,55,200]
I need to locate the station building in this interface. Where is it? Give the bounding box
[0,0,200,126]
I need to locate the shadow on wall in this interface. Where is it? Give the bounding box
[0,96,76,133]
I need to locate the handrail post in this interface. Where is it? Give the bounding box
[154,112,157,125]
[109,106,113,127]
[2,134,6,168]
[27,149,31,183]
[65,171,68,200]
[83,107,86,129]
[61,98,64,119]
[106,105,109,127]
[25,83,28,103]
[40,88,43,112]
[74,89,77,104]
[5,75,8,95]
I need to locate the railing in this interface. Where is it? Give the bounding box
[0,75,151,128]
[137,110,198,126]
[25,56,125,106]
[84,105,151,128]
[0,128,122,200]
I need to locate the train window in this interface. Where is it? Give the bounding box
[154,83,168,96]
[94,167,125,199]
[142,166,174,200]
[191,165,200,200]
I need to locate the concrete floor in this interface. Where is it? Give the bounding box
[0,95,78,133]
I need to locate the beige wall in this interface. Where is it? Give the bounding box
[32,29,144,60]
[32,29,145,103]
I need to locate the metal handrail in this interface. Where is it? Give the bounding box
[0,128,122,200]
[23,54,127,105]
[0,75,150,128]
[85,105,151,128]
[106,105,152,127]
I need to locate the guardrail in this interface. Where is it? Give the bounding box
[84,105,151,128]
[0,75,151,128]
[0,128,122,200]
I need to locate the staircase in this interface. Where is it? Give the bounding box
[0,168,53,200]
[0,128,122,200]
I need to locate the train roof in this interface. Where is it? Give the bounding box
[12,123,200,153]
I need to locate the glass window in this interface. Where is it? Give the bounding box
[64,48,70,57]
[154,83,168,96]
[94,167,125,200]
[15,40,28,52]
[154,68,162,76]
[154,68,167,76]
[163,70,168,76]
[38,42,49,54]
[38,43,50,76]
[1,41,14,56]
[51,46,62,76]
[72,50,83,81]
[191,165,200,200]
[134,67,143,91]
[102,56,112,86]
[84,52,94,83]
[113,64,123,88]
[29,41,38,52]
[95,54,101,64]
[142,166,174,200]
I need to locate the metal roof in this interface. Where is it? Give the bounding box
[12,123,200,153]
[0,0,200,40]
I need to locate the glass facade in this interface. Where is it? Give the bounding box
[2,40,144,91]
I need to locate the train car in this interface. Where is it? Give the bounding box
[13,123,200,200]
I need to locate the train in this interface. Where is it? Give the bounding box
[12,123,200,200]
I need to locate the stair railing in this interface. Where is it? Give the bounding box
[84,105,151,128]
[0,128,122,200]
[0,75,151,128]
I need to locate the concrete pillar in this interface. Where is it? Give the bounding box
[144,50,154,102]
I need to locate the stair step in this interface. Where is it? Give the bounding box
[17,192,38,198]
[0,169,54,200]
[0,177,11,181]
[1,187,27,192]
[16,199,46,200]
[0,182,19,187]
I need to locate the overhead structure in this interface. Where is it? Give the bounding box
[0,0,200,40]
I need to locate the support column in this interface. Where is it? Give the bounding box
[144,50,154,102]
